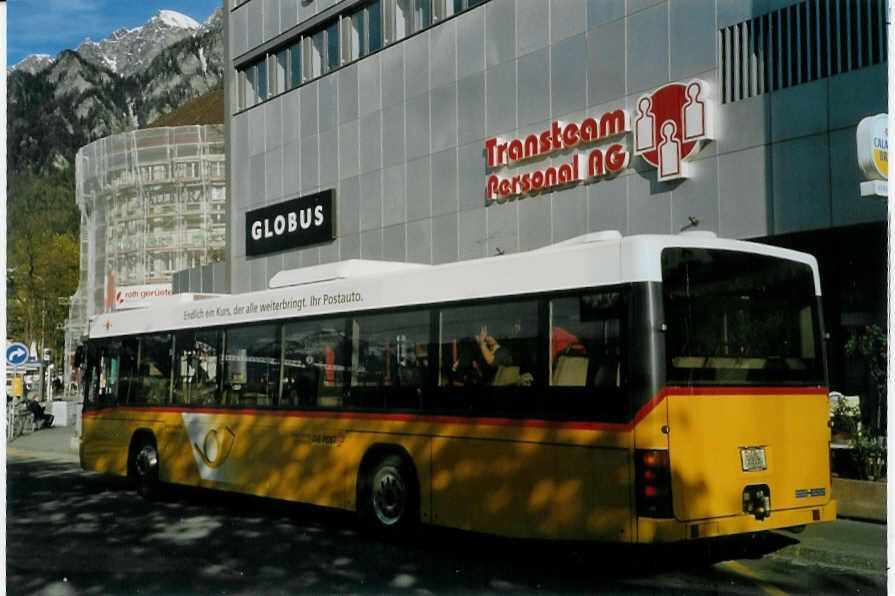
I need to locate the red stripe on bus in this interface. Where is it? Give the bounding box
[82,405,629,431]
[81,386,828,432]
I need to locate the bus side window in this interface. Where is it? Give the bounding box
[117,338,138,404]
[439,300,538,389]
[83,342,101,407]
[349,309,430,411]
[134,333,173,405]
[223,323,281,408]
[173,331,196,405]
[550,292,623,391]
[172,331,221,406]
[195,330,222,406]
[283,317,348,409]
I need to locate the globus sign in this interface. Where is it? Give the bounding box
[485,80,713,202]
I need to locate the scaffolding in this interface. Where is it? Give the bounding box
[64,125,227,394]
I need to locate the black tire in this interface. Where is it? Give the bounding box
[360,454,419,535]
[129,438,160,500]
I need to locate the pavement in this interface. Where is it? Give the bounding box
[6,424,80,463]
[6,426,887,575]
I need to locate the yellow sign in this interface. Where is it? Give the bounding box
[9,376,22,397]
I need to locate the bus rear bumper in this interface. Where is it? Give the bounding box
[637,500,837,542]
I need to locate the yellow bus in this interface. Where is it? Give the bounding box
[79,231,835,542]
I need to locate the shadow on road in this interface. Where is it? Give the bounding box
[3,459,871,595]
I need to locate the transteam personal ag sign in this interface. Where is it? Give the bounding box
[246,190,335,256]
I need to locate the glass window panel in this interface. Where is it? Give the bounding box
[311,31,324,77]
[276,49,287,94]
[283,317,348,408]
[396,0,411,39]
[369,1,382,52]
[439,300,538,388]
[90,339,137,406]
[237,68,247,109]
[257,58,267,100]
[415,0,432,29]
[289,42,302,88]
[351,10,365,59]
[223,324,281,407]
[173,330,222,405]
[247,63,258,106]
[326,22,340,71]
[550,293,623,389]
[349,310,430,410]
[134,333,172,405]
[662,248,823,386]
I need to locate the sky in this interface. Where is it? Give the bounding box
[6,0,224,67]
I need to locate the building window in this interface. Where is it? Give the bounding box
[289,42,301,89]
[720,0,887,103]
[415,0,432,30]
[369,1,383,51]
[350,8,366,60]
[274,49,287,95]
[326,21,340,71]
[348,1,383,59]
[396,0,411,41]
[234,0,492,112]
[310,30,324,78]
[257,58,267,101]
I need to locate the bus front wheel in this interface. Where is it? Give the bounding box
[129,436,160,500]
[360,454,419,535]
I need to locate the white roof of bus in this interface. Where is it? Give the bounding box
[88,232,820,339]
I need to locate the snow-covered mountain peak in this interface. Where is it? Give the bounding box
[8,53,55,75]
[153,10,200,29]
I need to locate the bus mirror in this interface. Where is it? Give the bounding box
[74,346,85,367]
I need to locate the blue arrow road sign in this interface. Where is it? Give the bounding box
[7,343,29,366]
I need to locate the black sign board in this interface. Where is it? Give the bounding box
[245,190,336,257]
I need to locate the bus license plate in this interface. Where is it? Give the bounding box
[740,447,767,472]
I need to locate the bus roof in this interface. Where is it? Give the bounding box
[89,232,820,339]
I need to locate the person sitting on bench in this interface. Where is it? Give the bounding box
[27,397,54,429]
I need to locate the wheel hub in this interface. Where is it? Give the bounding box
[372,466,406,526]
[136,445,158,477]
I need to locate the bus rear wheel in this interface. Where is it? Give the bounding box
[129,438,160,500]
[361,454,418,535]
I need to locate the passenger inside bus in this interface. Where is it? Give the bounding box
[448,322,533,387]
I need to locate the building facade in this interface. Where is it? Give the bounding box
[65,125,228,388]
[223,0,886,400]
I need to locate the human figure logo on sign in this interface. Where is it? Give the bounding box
[634,80,713,182]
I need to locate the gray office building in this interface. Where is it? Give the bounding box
[216,0,887,400]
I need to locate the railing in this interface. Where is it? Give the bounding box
[6,399,36,441]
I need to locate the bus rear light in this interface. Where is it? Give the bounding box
[636,449,673,518]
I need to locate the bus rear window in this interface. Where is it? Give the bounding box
[661,248,824,386]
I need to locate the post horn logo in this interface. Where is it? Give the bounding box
[634,80,713,182]
[194,426,236,469]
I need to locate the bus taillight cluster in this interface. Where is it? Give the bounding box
[635,449,673,518]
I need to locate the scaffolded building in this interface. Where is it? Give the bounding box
[64,125,227,390]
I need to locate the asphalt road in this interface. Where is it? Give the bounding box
[6,453,887,595]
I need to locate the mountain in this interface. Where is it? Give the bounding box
[7,8,224,173]
[10,54,54,75]
[75,10,200,79]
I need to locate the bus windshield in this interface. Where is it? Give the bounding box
[661,247,824,386]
